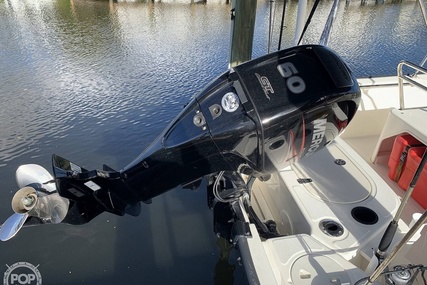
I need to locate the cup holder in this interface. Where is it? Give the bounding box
[319,220,344,237]
[351,206,378,225]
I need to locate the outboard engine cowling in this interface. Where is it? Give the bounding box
[121,45,360,199]
[51,44,360,217]
[233,44,360,172]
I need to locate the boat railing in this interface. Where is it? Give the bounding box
[319,0,339,46]
[397,60,427,110]
[418,0,427,27]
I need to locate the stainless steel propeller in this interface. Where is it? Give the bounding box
[0,164,69,241]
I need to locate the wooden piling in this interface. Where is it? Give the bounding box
[229,0,257,67]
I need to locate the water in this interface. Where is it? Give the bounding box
[0,0,426,284]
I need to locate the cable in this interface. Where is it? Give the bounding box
[278,0,287,50]
[422,270,427,285]
[213,171,242,203]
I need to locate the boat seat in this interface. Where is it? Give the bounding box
[371,107,427,163]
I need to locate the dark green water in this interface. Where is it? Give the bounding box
[0,0,426,284]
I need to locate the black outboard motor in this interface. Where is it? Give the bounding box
[50,45,360,219]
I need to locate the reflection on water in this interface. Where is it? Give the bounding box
[0,0,426,284]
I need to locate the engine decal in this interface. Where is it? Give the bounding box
[307,118,327,156]
[255,73,274,100]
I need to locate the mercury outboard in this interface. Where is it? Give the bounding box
[0,45,360,241]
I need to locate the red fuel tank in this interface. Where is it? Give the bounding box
[388,134,423,182]
[398,146,427,209]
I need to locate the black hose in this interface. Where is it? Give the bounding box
[278,0,286,50]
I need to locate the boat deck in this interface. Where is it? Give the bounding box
[247,74,427,284]
[342,75,427,266]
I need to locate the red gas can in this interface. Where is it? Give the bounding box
[388,135,423,182]
[397,146,427,209]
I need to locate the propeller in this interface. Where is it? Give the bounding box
[0,164,70,241]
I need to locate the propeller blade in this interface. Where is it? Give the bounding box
[16,164,56,192]
[0,213,28,241]
[36,193,69,224]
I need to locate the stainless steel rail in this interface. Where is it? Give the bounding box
[319,0,339,46]
[421,53,427,67]
[397,61,427,110]
[418,0,427,27]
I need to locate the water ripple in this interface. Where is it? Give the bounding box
[1,0,426,170]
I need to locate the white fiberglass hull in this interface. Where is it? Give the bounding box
[238,73,427,285]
